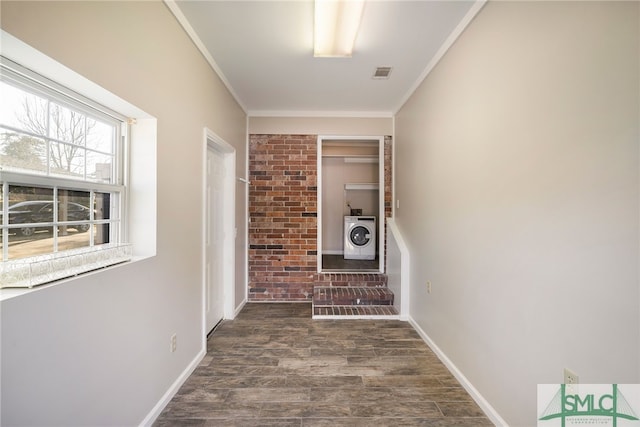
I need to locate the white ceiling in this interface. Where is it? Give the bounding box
[168,0,484,117]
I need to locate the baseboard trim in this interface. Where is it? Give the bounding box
[322,250,343,255]
[408,316,508,427]
[234,298,247,318]
[139,348,206,426]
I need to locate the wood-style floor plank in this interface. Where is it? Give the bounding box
[154,303,493,426]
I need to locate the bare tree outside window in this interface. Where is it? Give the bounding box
[1,80,113,182]
[17,95,94,177]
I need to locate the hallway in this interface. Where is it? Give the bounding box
[154,303,492,426]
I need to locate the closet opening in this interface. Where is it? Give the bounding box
[317,136,385,273]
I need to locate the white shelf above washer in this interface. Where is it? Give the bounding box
[345,183,379,191]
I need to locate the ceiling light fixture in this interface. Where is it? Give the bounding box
[314,0,365,58]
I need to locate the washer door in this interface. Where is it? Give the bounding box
[349,225,371,247]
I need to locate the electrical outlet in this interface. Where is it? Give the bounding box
[564,368,578,384]
[170,333,177,353]
[426,281,432,294]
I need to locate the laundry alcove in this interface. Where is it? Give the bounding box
[318,136,384,273]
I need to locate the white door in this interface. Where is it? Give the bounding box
[205,146,225,333]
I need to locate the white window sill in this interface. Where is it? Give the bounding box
[0,244,133,298]
[0,252,155,302]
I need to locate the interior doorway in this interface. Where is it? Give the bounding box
[317,136,385,273]
[203,129,236,336]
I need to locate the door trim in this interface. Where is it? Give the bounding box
[202,128,236,342]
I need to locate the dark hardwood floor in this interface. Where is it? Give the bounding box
[322,254,379,271]
[154,303,493,426]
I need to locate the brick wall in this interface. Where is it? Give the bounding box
[248,134,392,302]
[248,135,318,301]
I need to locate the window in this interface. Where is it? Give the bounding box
[1,57,131,288]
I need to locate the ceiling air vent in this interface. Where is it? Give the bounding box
[372,67,392,79]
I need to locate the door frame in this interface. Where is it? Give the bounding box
[317,135,385,273]
[202,128,236,340]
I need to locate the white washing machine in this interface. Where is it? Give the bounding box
[344,216,376,260]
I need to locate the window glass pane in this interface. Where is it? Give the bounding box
[8,233,54,260]
[0,81,48,133]
[61,190,91,244]
[57,227,90,252]
[95,223,111,245]
[7,185,54,226]
[0,129,47,173]
[95,192,111,220]
[86,119,114,153]
[49,141,85,178]
[86,152,113,183]
[0,81,25,129]
[58,189,91,235]
[95,192,112,245]
[48,103,86,146]
[6,185,55,260]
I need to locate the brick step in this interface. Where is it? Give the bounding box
[313,286,394,306]
[313,305,398,317]
[314,273,388,288]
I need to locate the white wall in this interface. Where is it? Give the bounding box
[395,2,639,426]
[249,116,392,136]
[0,1,246,425]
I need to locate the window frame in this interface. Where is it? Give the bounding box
[0,56,131,288]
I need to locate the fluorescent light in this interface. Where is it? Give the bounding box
[314,0,365,57]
